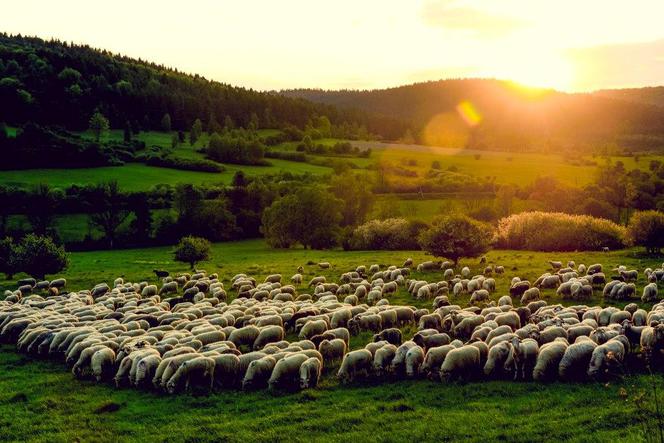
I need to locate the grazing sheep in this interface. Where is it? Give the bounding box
[643,283,659,303]
[484,341,512,379]
[461,267,471,278]
[337,349,373,383]
[299,357,322,389]
[558,339,597,381]
[405,345,425,378]
[253,326,285,350]
[373,344,398,376]
[373,328,402,346]
[587,339,625,379]
[587,264,603,275]
[299,320,329,340]
[268,353,308,390]
[420,344,456,379]
[318,262,331,269]
[505,338,539,381]
[229,325,261,349]
[549,261,563,270]
[166,356,215,394]
[533,340,568,382]
[510,281,531,297]
[520,287,540,305]
[318,339,347,364]
[440,345,481,382]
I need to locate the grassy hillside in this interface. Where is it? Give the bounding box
[1,239,663,442]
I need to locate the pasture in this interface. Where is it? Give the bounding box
[1,240,663,442]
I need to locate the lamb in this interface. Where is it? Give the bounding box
[533,339,568,381]
[337,349,373,383]
[318,339,347,364]
[243,355,278,390]
[558,339,597,381]
[440,345,481,381]
[642,283,658,303]
[373,328,402,346]
[299,357,322,389]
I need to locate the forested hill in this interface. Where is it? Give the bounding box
[0,34,405,138]
[594,86,664,108]
[282,79,664,153]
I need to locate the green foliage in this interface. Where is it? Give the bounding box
[419,214,492,264]
[143,155,224,173]
[494,211,628,252]
[348,218,427,250]
[329,171,373,226]
[160,113,171,132]
[190,118,202,145]
[173,235,211,269]
[12,234,69,279]
[0,237,18,279]
[87,181,129,248]
[262,187,342,249]
[207,132,266,165]
[88,111,109,142]
[628,210,664,254]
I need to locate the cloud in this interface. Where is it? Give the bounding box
[567,38,664,90]
[421,0,526,38]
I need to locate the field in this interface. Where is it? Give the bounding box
[1,239,664,441]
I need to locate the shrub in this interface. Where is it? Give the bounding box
[173,236,211,269]
[13,234,69,279]
[469,206,498,222]
[628,210,664,254]
[144,155,224,172]
[418,215,492,264]
[348,218,428,250]
[0,237,19,279]
[264,151,308,162]
[494,211,628,252]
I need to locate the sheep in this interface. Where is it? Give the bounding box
[308,276,326,287]
[373,328,402,346]
[510,281,531,297]
[299,319,329,340]
[640,324,664,365]
[373,344,398,376]
[505,338,539,381]
[470,290,490,305]
[229,325,261,349]
[413,332,451,350]
[643,283,659,303]
[558,339,597,381]
[166,356,215,394]
[620,270,638,283]
[587,264,603,275]
[253,326,285,350]
[337,349,373,383]
[495,311,521,331]
[291,274,303,285]
[241,356,277,390]
[520,287,540,305]
[405,345,425,378]
[549,261,563,270]
[318,339,347,364]
[587,339,625,379]
[331,308,352,329]
[318,262,331,269]
[299,357,322,389]
[484,341,512,379]
[440,345,481,382]
[420,344,456,379]
[533,340,568,381]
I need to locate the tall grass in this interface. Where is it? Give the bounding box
[494,211,628,251]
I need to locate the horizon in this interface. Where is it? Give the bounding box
[4,1,664,93]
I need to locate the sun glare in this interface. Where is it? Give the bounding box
[504,53,575,91]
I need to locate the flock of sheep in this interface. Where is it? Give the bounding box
[1,257,664,394]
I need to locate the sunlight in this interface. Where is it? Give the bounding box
[503,53,575,91]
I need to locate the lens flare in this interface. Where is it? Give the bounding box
[456,101,482,127]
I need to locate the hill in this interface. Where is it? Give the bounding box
[594,86,664,107]
[282,79,664,153]
[0,34,405,139]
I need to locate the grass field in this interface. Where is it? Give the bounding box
[1,240,664,442]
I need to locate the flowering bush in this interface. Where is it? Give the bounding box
[494,211,628,251]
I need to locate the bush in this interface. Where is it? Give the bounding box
[264,151,308,162]
[348,218,428,250]
[628,210,664,254]
[418,215,492,264]
[469,206,498,222]
[13,234,69,279]
[0,237,19,279]
[173,236,211,269]
[144,155,224,172]
[494,211,628,252]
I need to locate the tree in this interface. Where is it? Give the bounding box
[231,170,248,187]
[14,234,69,280]
[418,214,492,265]
[88,181,129,248]
[248,112,259,131]
[171,132,179,148]
[207,112,221,135]
[174,236,210,269]
[224,115,235,131]
[89,111,109,142]
[123,120,132,143]
[161,113,172,132]
[128,193,152,244]
[0,237,19,279]
[174,183,203,226]
[628,210,664,254]
[26,183,59,236]
[329,171,373,226]
[190,118,203,145]
[261,187,342,249]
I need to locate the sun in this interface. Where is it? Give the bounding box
[503,53,575,91]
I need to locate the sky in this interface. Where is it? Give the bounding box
[2,0,664,92]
